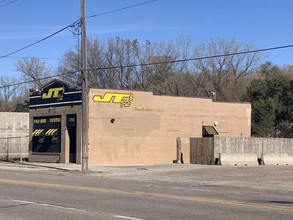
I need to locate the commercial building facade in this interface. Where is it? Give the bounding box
[29,80,82,163]
[29,79,251,164]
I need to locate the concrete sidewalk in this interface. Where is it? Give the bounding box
[0,160,212,175]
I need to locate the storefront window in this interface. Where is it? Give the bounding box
[32,116,61,153]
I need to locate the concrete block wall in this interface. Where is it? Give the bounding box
[190,137,293,165]
[261,138,293,155]
[0,113,29,159]
[214,137,263,157]
[214,137,293,157]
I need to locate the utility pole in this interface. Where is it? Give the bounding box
[81,0,89,170]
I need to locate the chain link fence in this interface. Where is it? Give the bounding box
[0,135,29,162]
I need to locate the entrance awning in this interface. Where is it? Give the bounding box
[203,126,218,136]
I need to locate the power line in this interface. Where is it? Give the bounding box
[0,70,79,89]
[0,0,157,60]
[88,43,293,71]
[1,42,293,90]
[5,56,61,61]
[0,25,72,60]
[6,42,288,63]
[1,0,158,60]
[86,0,157,19]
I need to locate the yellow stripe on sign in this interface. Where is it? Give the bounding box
[51,129,58,135]
[36,129,43,136]
[0,179,292,213]
[32,130,38,136]
[34,130,39,136]
[32,129,43,136]
[45,129,52,136]
[45,129,58,136]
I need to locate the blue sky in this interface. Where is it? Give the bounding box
[0,0,293,78]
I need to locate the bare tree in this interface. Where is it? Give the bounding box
[0,76,28,112]
[153,37,192,96]
[192,39,262,101]
[58,37,262,101]
[15,57,52,91]
[87,39,105,87]
[58,37,150,89]
[0,76,17,101]
[57,49,82,86]
[133,37,192,96]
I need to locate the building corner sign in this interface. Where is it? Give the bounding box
[93,92,133,107]
[29,80,82,109]
[41,86,65,101]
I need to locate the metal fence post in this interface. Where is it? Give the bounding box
[6,138,9,161]
[20,132,23,162]
[176,137,182,164]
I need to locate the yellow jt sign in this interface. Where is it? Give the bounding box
[93,92,134,107]
[42,87,65,101]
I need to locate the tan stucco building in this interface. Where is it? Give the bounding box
[29,79,251,164]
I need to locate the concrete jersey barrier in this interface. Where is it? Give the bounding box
[218,153,259,166]
[262,153,293,165]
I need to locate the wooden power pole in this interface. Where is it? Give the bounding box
[81,0,89,170]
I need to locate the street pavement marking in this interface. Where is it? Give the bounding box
[114,215,146,220]
[12,199,144,219]
[13,199,88,213]
[1,179,293,213]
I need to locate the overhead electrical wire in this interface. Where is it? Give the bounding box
[86,0,157,19]
[0,70,79,89]
[0,25,72,60]
[5,56,60,60]
[93,44,293,71]
[0,0,292,89]
[1,42,293,89]
[0,0,158,60]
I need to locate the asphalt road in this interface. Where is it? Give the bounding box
[0,164,292,220]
